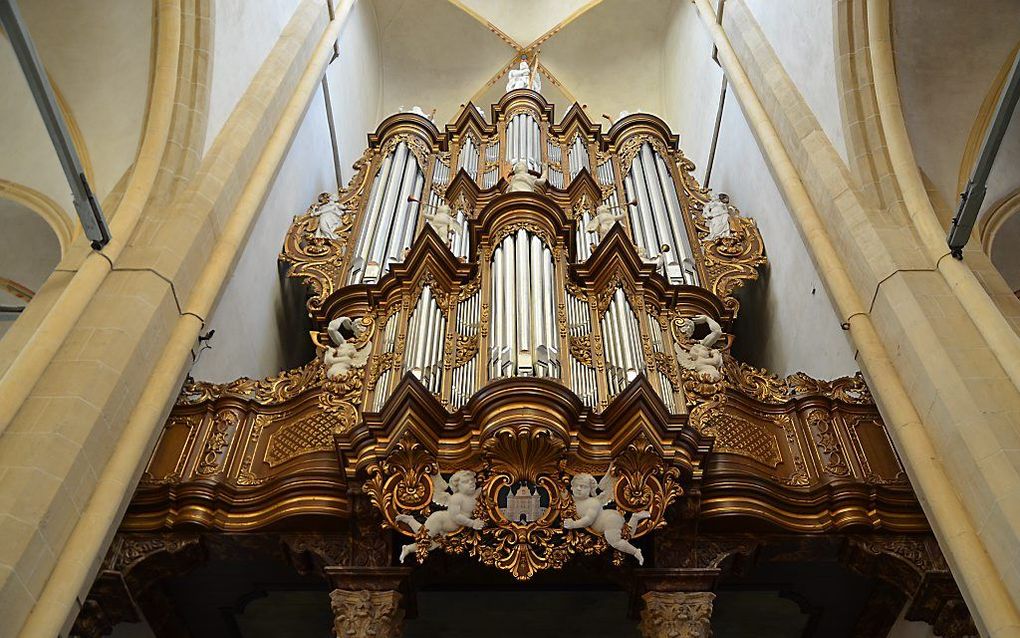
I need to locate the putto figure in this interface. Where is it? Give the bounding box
[322,316,370,379]
[506,159,548,194]
[563,472,651,565]
[397,470,486,562]
[424,201,463,246]
[586,202,628,239]
[676,314,724,381]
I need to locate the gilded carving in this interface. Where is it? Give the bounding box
[265,413,334,467]
[370,427,683,579]
[700,412,782,468]
[805,408,850,477]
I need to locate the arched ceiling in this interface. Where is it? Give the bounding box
[0,0,153,335]
[892,0,1020,287]
[370,0,673,126]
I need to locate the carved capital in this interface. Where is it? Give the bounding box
[330,589,404,638]
[640,591,715,638]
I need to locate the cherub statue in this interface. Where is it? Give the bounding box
[563,472,651,565]
[312,193,344,240]
[703,193,736,241]
[424,201,462,246]
[322,316,370,379]
[675,314,724,381]
[585,202,627,239]
[507,159,548,194]
[397,470,486,562]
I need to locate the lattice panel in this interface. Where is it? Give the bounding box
[265,413,334,467]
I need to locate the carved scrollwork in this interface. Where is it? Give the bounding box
[373,427,684,579]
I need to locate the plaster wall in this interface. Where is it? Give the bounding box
[710,85,857,379]
[742,0,847,163]
[661,1,724,181]
[205,0,309,154]
[325,0,383,180]
[17,0,153,200]
[0,43,73,216]
[191,84,334,383]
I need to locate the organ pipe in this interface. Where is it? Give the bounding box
[488,230,559,379]
[350,141,424,284]
[623,142,699,286]
[600,288,645,398]
[406,285,447,394]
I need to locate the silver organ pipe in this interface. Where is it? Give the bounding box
[451,288,480,409]
[458,137,480,180]
[547,140,564,189]
[645,313,677,412]
[405,285,447,394]
[481,141,499,189]
[350,141,424,284]
[371,313,401,411]
[623,142,698,285]
[488,231,559,379]
[600,288,645,398]
[505,113,541,170]
[568,135,589,178]
[566,292,597,406]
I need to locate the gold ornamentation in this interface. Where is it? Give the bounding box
[265,413,334,467]
[699,411,782,468]
[236,414,272,486]
[569,335,593,367]
[805,408,850,477]
[372,427,683,579]
[196,409,240,475]
[774,415,810,487]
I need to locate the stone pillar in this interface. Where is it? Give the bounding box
[640,591,716,638]
[330,589,404,638]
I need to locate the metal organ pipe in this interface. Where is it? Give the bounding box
[624,142,697,285]
[600,289,645,397]
[487,231,559,379]
[350,141,425,284]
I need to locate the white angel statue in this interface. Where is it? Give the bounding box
[703,193,736,241]
[322,316,370,379]
[676,314,724,381]
[397,470,486,562]
[563,472,651,565]
[507,159,548,194]
[424,201,462,246]
[585,202,627,239]
[312,193,344,240]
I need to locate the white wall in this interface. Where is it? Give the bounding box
[191,85,335,382]
[326,0,383,182]
[205,0,309,154]
[710,86,858,379]
[742,0,848,162]
[661,1,725,182]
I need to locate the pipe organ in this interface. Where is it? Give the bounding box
[286,90,768,415]
[122,89,941,610]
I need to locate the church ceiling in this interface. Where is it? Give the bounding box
[371,0,674,124]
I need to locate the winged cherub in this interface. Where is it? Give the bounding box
[675,314,724,381]
[563,472,651,565]
[322,316,370,379]
[396,470,486,562]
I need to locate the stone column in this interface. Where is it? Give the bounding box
[640,591,715,638]
[330,589,404,638]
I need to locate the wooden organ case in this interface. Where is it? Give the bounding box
[75,91,977,637]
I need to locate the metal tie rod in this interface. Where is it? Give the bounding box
[948,50,1020,258]
[0,0,111,249]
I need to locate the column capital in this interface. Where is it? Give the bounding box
[330,589,404,638]
[640,591,715,638]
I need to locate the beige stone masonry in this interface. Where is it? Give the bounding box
[703,0,1020,633]
[0,1,339,635]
